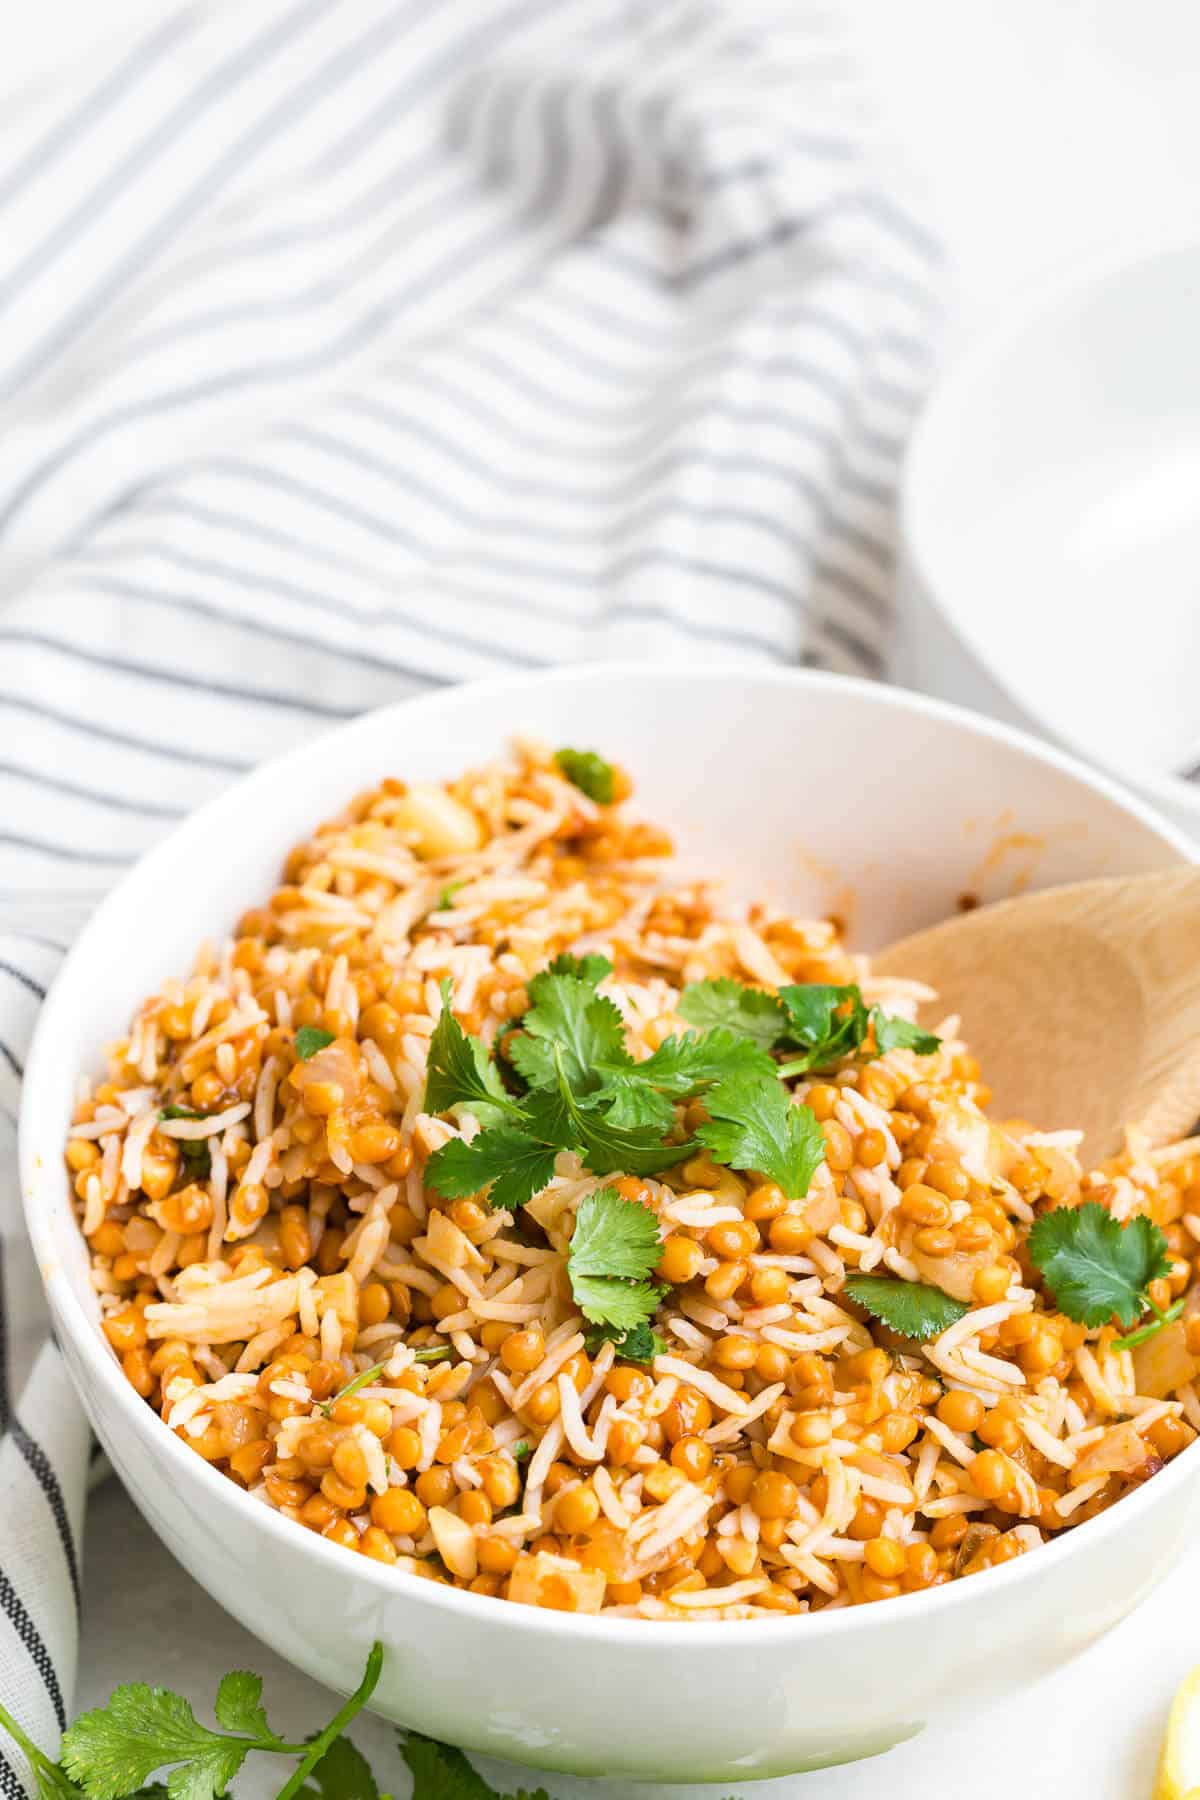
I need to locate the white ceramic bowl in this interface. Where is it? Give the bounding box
[19,666,1198,1785]
[896,236,1200,840]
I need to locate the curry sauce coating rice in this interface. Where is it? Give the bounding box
[66,742,1200,1620]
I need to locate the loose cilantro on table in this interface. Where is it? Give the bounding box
[0,1699,82,1800]
[566,1186,665,1340]
[1,1648,751,1800]
[402,1734,551,1800]
[294,1026,336,1062]
[552,747,615,805]
[1027,1201,1173,1332]
[842,1274,970,1342]
[48,1645,383,1800]
[293,1735,378,1800]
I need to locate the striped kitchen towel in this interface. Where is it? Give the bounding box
[0,0,939,1786]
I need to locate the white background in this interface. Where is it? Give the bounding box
[11,1,1200,1794]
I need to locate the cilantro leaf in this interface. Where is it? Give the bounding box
[681,976,941,1075]
[435,881,465,912]
[775,984,867,1073]
[294,1735,379,1800]
[593,1078,678,1134]
[212,1673,280,1745]
[401,1733,556,1800]
[424,983,519,1118]
[568,1184,662,1280]
[525,1061,690,1177]
[628,1027,775,1095]
[511,960,629,1093]
[426,1126,559,1213]
[591,1026,771,1134]
[570,1273,665,1331]
[1026,1202,1171,1328]
[295,1026,335,1061]
[61,1687,249,1800]
[507,954,625,1092]
[584,1319,667,1363]
[22,1647,385,1800]
[159,1104,206,1122]
[567,1186,664,1336]
[843,1274,969,1341]
[511,1439,531,1462]
[678,978,787,1050]
[553,748,615,805]
[697,1074,824,1199]
[544,951,615,986]
[870,1009,941,1057]
[399,1735,495,1799]
[427,962,695,1208]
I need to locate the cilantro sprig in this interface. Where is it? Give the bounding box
[47,1645,383,1800]
[295,1026,336,1061]
[843,1273,969,1342]
[566,1186,665,1350]
[679,977,940,1075]
[423,956,794,1212]
[0,1647,748,1800]
[1027,1202,1173,1333]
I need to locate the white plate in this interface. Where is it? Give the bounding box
[897,236,1200,836]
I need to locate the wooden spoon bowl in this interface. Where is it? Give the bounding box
[873,869,1200,1164]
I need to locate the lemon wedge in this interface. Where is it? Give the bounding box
[1156,1666,1200,1799]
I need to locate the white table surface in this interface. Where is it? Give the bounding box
[14,2,1200,1794]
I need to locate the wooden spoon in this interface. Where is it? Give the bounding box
[872,868,1200,1163]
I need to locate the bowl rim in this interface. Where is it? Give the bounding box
[901,230,1200,822]
[19,659,1199,1648]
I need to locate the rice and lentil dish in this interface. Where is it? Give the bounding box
[66,742,1200,1620]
